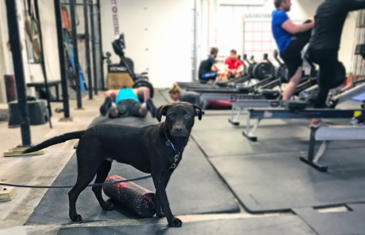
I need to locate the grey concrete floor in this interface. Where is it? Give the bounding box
[0,95,103,231]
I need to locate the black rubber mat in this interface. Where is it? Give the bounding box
[192,116,365,157]
[56,216,315,235]
[210,149,365,213]
[26,138,239,225]
[293,204,365,235]
[192,122,309,157]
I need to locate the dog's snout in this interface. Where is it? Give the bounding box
[171,124,188,137]
[175,127,183,132]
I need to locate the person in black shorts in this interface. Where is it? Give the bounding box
[307,0,365,108]
[198,47,222,83]
[272,0,315,100]
[99,85,156,118]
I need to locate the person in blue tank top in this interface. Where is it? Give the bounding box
[272,0,314,100]
[99,84,156,118]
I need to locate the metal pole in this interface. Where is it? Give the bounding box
[192,0,198,81]
[90,0,98,95]
[70,0,83,108]
[54,0,71,118]
[84,0,93,99]
[5,0,32,146]
[34,0,53,128]
[61,3,97,6]
[97,0,105,90]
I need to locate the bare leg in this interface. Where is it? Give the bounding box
[283,67,302,100]
[139,103,148,116]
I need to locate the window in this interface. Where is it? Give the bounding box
[243,19,277,62]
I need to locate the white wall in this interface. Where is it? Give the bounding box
[38,0,61,82]
[339,12,357,74]
[15,0,33,84]
[0,0,34,102]
[0,0,13,103]
[199,0,357,73]
[100,0,195,88]
[0,0,62,103]
[200,0,321,57]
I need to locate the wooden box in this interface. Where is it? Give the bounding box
[107,72,134,90]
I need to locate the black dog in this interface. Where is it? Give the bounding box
[24,102,203,227]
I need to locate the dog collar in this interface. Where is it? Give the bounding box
[164,133,180,170]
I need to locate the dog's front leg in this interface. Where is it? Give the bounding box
[155,173,171,218]
[152,173,182,227]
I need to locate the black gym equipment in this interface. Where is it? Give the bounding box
[244,55,257,79]
[6,0,32,146]
[8,99,49,126]
[299,123,365,172]
[103,175,156,218]
[54,0,71,119]
[252,53,276,80]
[70,0,82,109]
[239,45,358,139]
[133,79,154,98]
[110,34,149,82]
[273,49,289,83]
[178,52,278,93]
[83,0,93,100]
[242,106,363,142]
[108,34,154,97]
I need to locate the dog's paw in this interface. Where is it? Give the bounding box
[71,214,82,223]
[168,217,182,227]
[101,199,115,211]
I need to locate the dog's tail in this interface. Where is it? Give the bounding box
[23,131,86,153]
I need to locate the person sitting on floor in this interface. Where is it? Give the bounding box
[198,47,223,83]
[222,49,244,81]
[99,85,156,118]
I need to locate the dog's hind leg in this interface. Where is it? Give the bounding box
[68,149,104,222]
[92,160,114,210]
[68,170,97,222]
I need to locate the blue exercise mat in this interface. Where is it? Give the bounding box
[352,92,365,102]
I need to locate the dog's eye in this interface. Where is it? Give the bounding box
[168,113,176,119]
[184,114,192,119]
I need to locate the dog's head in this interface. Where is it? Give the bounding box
[156,102,203,138]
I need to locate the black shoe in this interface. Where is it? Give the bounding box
[146,99,157,118]
[100,97,113,116]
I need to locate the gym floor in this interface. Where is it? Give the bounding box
[1,90,365,235]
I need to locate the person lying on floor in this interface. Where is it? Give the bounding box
[168,83,233,109]
[99,86,156,118]
[168,83,202,107]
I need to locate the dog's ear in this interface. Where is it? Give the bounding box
[156,104,171,122]
[193,105,204,120]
